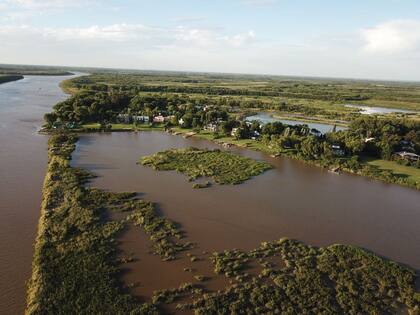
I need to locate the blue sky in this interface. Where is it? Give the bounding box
[1,0,420,80]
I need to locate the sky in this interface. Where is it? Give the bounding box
[1,0,420,80]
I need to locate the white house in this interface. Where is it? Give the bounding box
[153,115,165,123]
[395,151,420,162]
[204,123,218,132]
[231,127,239,137]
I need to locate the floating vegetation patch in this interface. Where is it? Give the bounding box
[141,147,271,185]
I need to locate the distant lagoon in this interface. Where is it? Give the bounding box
[344,104,418,115]
[245,112,347,134]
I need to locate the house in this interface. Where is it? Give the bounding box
[400,140,415,151]
[231,127,239,137]
[153,115,165,123]
[164,115,175,122]
[204,123,219,132]
[117,113,131,123]
[331,144,345,156]
[178,118,185,126]
[395,151,420,162]
[310,128,322,137]
[132,115,149,123]
[251,131,260,140]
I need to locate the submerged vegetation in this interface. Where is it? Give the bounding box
[179,239,420,314]
[141,147,271,185]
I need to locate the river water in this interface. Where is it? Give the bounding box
[0,74,78,314]
[72,131,420,301]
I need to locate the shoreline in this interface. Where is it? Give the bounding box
[38,124,420,191]
[0,75,24,85]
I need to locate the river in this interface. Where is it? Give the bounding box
[1,77,419,312]
[72,131,420,300]
[0,74,79,314]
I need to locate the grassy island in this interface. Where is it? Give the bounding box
[141,147,271,185]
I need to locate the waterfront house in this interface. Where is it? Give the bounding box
[310,128,322,137]
[400,140,415,151]
[231,127,239,137]
[164,115,175,122]
[132,115,149,123]
[251,131,260,140]
[395,151,420,162]
[178,118,185,126]
[331,144,345,156]
[117,113,131,123]
[153,115,165,123]
[204,123,219,132]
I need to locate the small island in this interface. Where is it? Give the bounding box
[141,147,271,185]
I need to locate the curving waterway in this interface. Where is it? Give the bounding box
[0,74,79,314]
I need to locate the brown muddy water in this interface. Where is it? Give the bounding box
[72,131,420,303]
[0,74,79,314]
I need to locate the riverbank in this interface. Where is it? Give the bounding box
[168,127,420,190]
[40,123,420,191]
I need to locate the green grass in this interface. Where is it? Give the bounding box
[365,158,420,183]
[141,147,271,185]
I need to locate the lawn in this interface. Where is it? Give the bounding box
[366,159,420,183]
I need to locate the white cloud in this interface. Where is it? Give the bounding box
[45,24,157,41]
[174,26,255,48]
[0,23,256,49]
[5,0,87,9]
[361,19,420,54]
[243,0,277,6]
[224,30,256,47]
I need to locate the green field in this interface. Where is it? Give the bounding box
[366,159,420,183]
